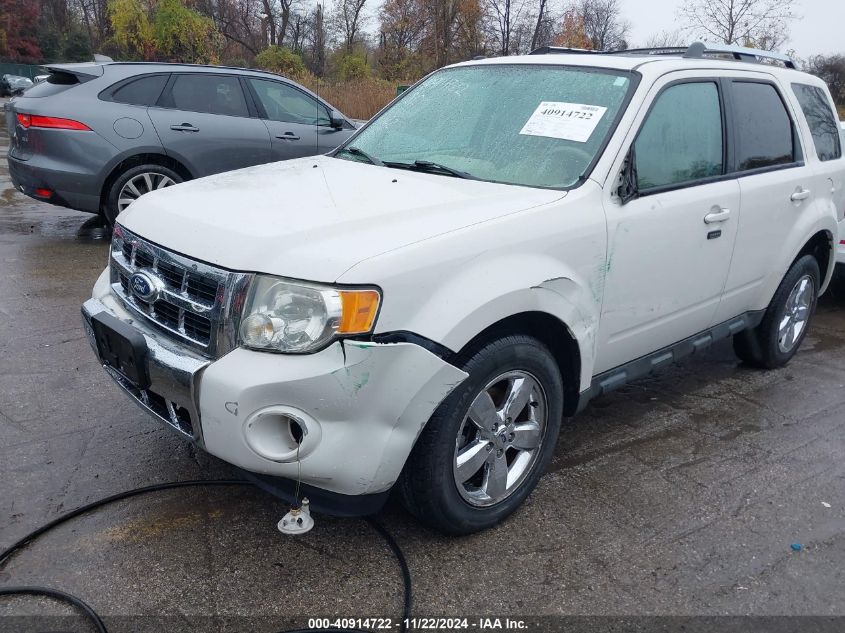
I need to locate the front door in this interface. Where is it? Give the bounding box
[148,73,272,177]
[595,78,740,374]
[245,77,351,160]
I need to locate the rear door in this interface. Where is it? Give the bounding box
[244,76,351,160]
[789,82,845,268]
[147,73,272,177]
[712,78,814,323]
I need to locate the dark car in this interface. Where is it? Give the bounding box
[1,74,34,97]
[5,62,357,224]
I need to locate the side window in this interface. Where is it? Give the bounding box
[732,82,796,171]
[634,82,723,190]
[248,78,330,126]
[163,74,249,117]
[791,83,842,161]
[111,74,168,106]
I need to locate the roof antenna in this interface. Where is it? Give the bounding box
[93,54,114,63]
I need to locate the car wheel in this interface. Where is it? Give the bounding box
[399,334,563,535]
[733,254,820,369]
[104,164,182,225]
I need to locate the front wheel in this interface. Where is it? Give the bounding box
[104,164,183,225]
[733,254,820,368]
[399,334,563,535]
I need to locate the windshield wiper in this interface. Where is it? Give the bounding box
[336,146,384,166]
[386,159,477,180]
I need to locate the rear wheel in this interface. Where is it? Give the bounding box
[733,254,820,368]
[399,334,563,534]
[104,164,182,225]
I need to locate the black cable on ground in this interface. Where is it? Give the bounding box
[0,479,413,633]
[0,586,107,633]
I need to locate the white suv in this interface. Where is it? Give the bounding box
[83,43,843,534]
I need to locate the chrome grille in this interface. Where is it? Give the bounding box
[110,225,252,358]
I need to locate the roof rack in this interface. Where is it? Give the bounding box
[530,41,796,69]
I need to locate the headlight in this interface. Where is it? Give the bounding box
[239,276,381,353]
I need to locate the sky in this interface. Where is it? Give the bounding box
[609,0,841,58]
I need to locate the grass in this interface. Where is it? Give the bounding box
[302,77,404,120]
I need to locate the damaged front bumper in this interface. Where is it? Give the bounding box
[82,277,468,511]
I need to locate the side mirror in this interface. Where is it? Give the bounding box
[328,109,344,130]
[617,148,639,204]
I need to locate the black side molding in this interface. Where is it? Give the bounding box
[575,310,766,413]
[372,330,455,360]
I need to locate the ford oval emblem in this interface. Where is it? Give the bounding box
[129,271,161,302]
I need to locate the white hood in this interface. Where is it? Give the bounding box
[120,155,565,282]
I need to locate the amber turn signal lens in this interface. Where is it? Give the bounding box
[338,290,380,334]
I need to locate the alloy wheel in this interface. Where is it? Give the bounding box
[117,172,177,212]
[453,370,548,507]
[777,274,814,353]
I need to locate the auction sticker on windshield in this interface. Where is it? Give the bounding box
[519,101,607,142]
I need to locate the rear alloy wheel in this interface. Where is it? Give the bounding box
[399,334,563,534]
[104,164,183,225]
[733,254,820,368]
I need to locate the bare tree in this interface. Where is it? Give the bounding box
[807,54,845,109]
[424,0,462,67]
[330,0,367,52]
[678,0,797,51]
[486,0,528,56]
[563,0,629,51]
[642,29,686,48]
[583,0,628,50]
[529,0,549,51]
[302,1,328,74]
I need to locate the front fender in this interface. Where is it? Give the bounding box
[376,249,604,394]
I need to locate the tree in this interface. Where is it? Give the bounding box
[108,0,154,59]
[331,0,367,53]
[63,29,93,60]
[304,2,328,75]
[255,44,306,76]
[529,0,550,51]
[643,29,686,48]
[152,0,220,63]
[678,0,796,51]
[0,0,42,61]
[554,8,591,49]
[565,0,629,51]
[335,50,369,79]
[806,54,845,110]
[486,0,527,56]
[377,0,426,79]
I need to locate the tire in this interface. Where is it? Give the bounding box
[733,254,820,369]
[104,164,183,226]
[399,334,564,535]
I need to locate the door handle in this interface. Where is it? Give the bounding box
[790,187,811,202]
[704,207,731,224]
[276,133,301,140]
[170,123,199,132]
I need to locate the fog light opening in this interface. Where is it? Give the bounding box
[289,418,304,445]
[243,406,320,463]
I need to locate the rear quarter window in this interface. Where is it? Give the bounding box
[791,83,842,161]
[110,74,169,106]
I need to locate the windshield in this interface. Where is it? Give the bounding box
[337,64,635,189]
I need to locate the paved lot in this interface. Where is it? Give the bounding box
[1,108,844,631]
